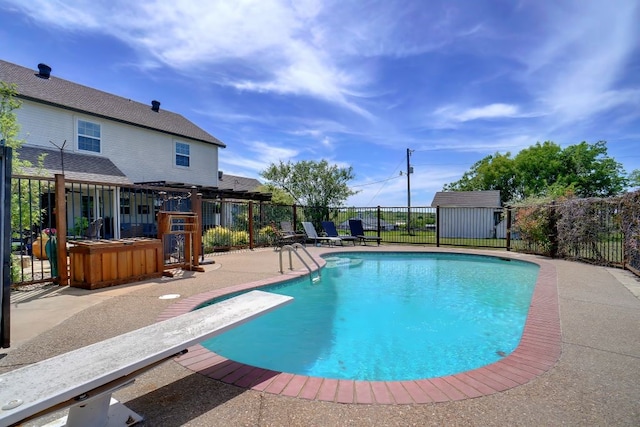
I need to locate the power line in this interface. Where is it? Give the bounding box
[351,174,402,188]
[363,155,406,205]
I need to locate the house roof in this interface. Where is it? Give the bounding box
[0,60,225,148]
[17,145,132,185]
[217,174,262,193]
[430,190,501,207]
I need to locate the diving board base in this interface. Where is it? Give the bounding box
[43,397,142,427]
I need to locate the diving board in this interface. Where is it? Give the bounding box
[0,290,293,426]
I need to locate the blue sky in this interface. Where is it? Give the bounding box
[1,0,639,206]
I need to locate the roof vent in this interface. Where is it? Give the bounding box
[36,63,51,79]
[218,171,223,180]
[151,100,161,112]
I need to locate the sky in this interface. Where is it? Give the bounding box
[1,0,639,206]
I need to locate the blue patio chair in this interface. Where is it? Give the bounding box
[321,221,357,246]
[348,219,382,246]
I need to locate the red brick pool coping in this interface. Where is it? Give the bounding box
[157,252,561,404]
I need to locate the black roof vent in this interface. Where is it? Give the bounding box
[36,63,51,79]
[151,100,161,112]
[218,171,224,180]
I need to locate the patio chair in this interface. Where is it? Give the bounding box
[280,221,306,241]
[348,219,382,246]
[302,222,341,247]
[321,221,357,246]
[270,222,305,248]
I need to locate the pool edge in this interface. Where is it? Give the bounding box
[157,251,561,404]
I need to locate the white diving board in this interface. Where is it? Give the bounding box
[0,290,293,427]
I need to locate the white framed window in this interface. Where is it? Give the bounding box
[77,119,101,153]
[175,141,190,167]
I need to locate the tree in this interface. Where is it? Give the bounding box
[1,82,43,231]
[2,81,48,281]
[0,82,22,150]
[443,152,517,203]
[260,159,358,225]
[513,141,564,199]
[549,141,626,197]
[255,183,296,205]
[444,141,627,204]
[629,169,640,189]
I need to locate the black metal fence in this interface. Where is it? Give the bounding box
[9,175,191,286]
[8,171,640,287]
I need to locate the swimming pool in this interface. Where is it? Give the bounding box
[199,252,539,381]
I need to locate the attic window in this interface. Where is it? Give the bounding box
[175,141,190,167]
[77,119,101,153]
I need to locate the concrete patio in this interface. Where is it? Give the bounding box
[1,246,639,426]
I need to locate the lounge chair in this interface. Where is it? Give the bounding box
[321,221,357,246]
[302,222,341,247]
[348,219,382,246]
[279,221,306,241]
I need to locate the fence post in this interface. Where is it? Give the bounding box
[293,204,298,229]
[506,207,511,252]
[1,143,12,348]
[191,188,202,267]
[55,174,68,286]
[549,201,558,258]
[436,206,440,247]
[248,201,254,250]
[377,206,381,238]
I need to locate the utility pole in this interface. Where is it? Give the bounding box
[406,148,414,235]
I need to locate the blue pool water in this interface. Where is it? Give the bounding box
[200,252,539,381]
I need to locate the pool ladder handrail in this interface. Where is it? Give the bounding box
[279,243,321,280]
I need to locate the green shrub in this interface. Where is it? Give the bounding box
[231,230,249,246]
[256,226,275,245]
[202,227,250,251]
[203,227,231,251]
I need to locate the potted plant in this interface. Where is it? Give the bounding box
[72,217,89,237]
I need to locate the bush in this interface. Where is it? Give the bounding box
[10,254,23,284]
[203,227,231,251]
[513,205,554,255]
[202,227,250,251]
[256,226,275,245]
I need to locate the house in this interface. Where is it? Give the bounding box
[1,61,225,185]
[430,191,502,238]
[1,59,268,237]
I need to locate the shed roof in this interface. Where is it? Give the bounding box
[431,190,501,207]
[0,60,225,147]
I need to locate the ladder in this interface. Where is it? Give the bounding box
[279,243,321,282]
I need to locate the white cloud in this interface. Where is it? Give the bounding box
[248,141,299,163]
[522,0,640,124]
[451,103,519,122]
[219,140,299,175]
[5,0,373,116]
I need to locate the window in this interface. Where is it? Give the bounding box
[120,196,130,215]
[77,119,101,153]
[81,196,94,219]
[175,142,190,167]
